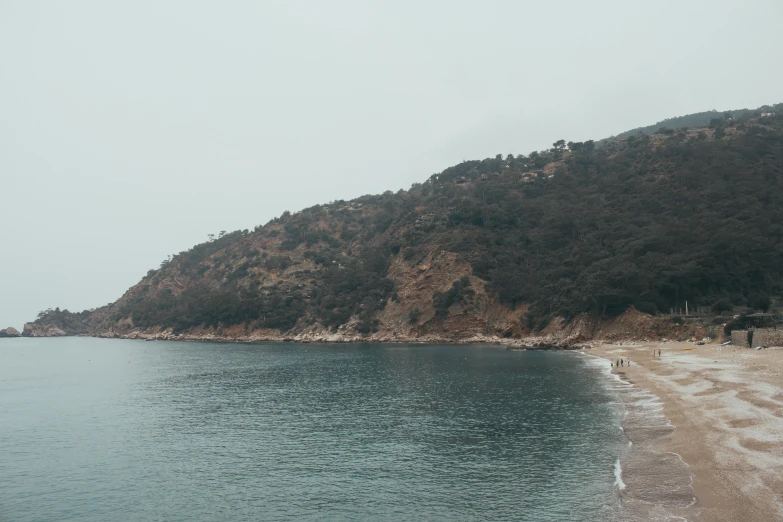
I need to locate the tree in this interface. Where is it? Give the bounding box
[551,140,566,160]
[711,298,733,314]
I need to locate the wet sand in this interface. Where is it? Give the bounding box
[591,342,783,521]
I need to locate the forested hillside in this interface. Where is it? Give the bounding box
[28,105,783,341]
[606,104,778,140]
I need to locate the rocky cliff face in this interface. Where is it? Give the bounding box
[22,323,68,337]
[21,308,95,337]
[23,252,718,346]
[0,327,21,337]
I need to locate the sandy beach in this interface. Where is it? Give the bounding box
[591,341,783,521]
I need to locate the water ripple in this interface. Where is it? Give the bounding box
[0,338,627,521]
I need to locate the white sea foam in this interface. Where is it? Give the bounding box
[614,459,626,490]
[582,351,695,520]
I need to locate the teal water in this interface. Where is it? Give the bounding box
[0,338,626,521]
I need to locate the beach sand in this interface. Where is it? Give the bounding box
[591,342,783,521]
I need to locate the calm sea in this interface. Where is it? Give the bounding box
[0,338,628,521]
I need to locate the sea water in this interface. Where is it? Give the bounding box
[0,338,629,521]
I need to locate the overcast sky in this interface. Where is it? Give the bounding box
[1,0,782,329]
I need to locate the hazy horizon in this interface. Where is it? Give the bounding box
[2,1,783,329]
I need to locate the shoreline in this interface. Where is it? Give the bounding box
[19,330,594,350]
[583,350,696,520]
[591,342,783,522]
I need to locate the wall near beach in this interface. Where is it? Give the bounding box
[731,329,783,347]
[731,330,748,346]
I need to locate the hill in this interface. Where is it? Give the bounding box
[604,103,781,141]
[26,105,783,345]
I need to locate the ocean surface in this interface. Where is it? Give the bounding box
[0,338,629,521]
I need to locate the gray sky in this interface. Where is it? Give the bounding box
[1,0,782,329]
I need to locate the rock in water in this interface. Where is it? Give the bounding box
[21,323,67,337]
[0,327,21,337]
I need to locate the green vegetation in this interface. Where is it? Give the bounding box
[32,308,94,334]
[433,277,474,317]
[121,245,393,334]
[605,104,780,141]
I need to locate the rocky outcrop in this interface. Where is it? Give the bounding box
[77,304,717,348]
[0,327,21,338]
[95,325,565,348]
[22,323,68,337]
[19,308,96,337]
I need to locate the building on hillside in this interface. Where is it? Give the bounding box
[745,313,777,328]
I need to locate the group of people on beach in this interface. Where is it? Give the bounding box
[609,348,661,368]
[610,348,662,369]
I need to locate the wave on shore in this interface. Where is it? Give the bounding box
[583,353,696,521]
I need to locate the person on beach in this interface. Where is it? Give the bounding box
[610,361,614,367]
[658,348,661,357]
[627,358,631,366]
[620,359,624,367]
